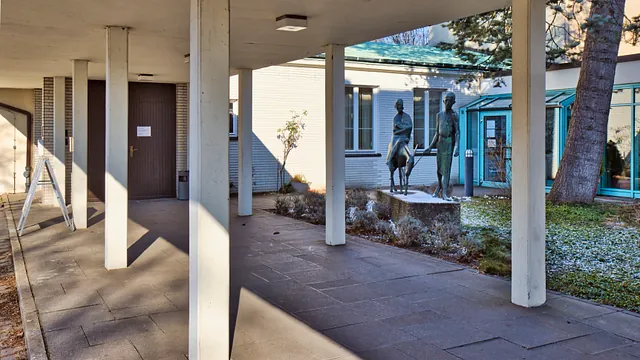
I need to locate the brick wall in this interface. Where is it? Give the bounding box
[65,78,72,204]
[41,78,54,205]
[176,84,188,197]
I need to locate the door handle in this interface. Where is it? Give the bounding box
[130,145,139,158]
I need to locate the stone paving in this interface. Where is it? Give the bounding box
[4,194,640,359]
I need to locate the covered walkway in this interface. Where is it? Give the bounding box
[4,195,640,359]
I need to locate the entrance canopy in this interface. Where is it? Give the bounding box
[0,0,511,88]
[462,90,576,111]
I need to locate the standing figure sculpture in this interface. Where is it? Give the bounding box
[425,92,460,201]
[386,99,416,195]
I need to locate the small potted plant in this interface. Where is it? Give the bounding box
[289,174,310,193]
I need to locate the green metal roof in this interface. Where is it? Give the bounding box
[462,90,576,111]
[313,42,506,71]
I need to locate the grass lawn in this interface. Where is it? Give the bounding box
[462,197,640,312]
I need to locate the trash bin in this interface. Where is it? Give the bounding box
[178,171,189,200]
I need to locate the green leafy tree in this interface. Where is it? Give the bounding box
[276,110,307,192]
[439,0,639,203]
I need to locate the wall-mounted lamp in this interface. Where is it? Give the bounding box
[137,74,154,81]
[276,15,307,32]
[184,54,190,64]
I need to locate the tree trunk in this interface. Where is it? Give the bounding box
[548,0,626,204]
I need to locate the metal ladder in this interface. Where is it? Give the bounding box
[17,156,75,236]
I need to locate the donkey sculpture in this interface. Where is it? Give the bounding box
[388,144,418,196]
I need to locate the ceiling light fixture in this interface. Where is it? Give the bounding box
[137,74,154,81]
[276,14,308,32]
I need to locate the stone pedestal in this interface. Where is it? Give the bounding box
[377,190,460,229]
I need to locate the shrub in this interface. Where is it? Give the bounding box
[372,201,392,221]
[274,195,292,215]
[292,196,306,218]
[421,218,462,253]
[346,189,370,210]
[395,216,425,247]
[375,220,397,243]
[303,191,326,224]
[351,209,379,233]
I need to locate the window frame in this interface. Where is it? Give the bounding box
[229,99,238,137]
[413,88,446,151]
[345,85,377,152]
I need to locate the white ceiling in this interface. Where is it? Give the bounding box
[0,0,510,88]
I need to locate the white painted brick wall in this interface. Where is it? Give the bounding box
[64,77,72,204]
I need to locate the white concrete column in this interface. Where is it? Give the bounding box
[238,69,253,216]
[511,0,547,307]
[71,60,89,229]
[104,26,129,270]
[53,76,66,203]
[188,0,230,358]
[325,44,346,246]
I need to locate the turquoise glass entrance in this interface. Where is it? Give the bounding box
[479,112,511,187]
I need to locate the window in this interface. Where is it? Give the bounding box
[545,108,559,181]
[345,86,375,151]
[229,101,237,136]
[413,89,445,149]
[604,106,632,190]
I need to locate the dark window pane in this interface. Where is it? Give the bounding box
[358,88,374,150]
[345,87,354,150]
[413,89,425,148]
[428,91,442,140]
[483,115,508,183]
[545,108,558,181]
[604,106,632,190]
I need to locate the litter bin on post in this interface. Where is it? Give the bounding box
[178,171,189,200]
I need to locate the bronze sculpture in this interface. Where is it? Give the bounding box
[425,92,460,201]
[386,99,416,195]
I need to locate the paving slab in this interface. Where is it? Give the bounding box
[583,312,640,341]
[401,318,496,350]
[480,314,599,349]
[559,332,634,355]
[323,322,417,352]
[39,304,115,332]
[83,316,162,346]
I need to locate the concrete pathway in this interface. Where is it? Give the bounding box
[5,194,640,359]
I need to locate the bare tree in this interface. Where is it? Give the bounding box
[375,27,431,46]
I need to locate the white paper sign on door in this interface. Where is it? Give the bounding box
[137,126,151,137]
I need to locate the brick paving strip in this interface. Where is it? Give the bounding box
[1,195,46,360]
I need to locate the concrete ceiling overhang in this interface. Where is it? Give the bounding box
[0,0,510,88]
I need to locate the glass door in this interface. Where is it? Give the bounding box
[479,112,511,187]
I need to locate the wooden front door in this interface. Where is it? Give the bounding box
[128,82,176,199]
[87,81,176,202]
[88,80,106,202]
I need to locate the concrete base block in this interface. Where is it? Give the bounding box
[376,189,461,229]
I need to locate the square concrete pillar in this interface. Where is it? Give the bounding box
[53,76,66,203]
[511,0,547,307]
[325,44,346,246]
[188,0,230,358]
[238,69,253,216]
[71,60,89,229]
[104,26,129,270]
